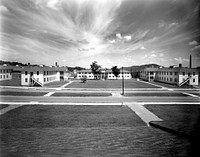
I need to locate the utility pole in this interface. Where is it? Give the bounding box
[122,67,125,95]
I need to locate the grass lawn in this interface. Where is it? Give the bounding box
[145,104,200,137]
[0,105,145,128]
[67,79,160,89]
[124,92,188,97]
[0,79,21,86]
[0,104,9,110]
[44,80,69,88]
[51,92,112,97]
[0,91,47,96]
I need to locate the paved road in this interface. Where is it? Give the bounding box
[0,87,199,103]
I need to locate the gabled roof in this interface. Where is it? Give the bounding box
[0,65,16,70]
[13,66,68,72]
[157,67,198,72]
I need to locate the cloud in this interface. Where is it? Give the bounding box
[140,46,146,50]
[174,57,189,63]
[47,0,63,10]
[123,35,132,41]
[150,54,157,57]
[158,21,179,29]
[190,45,200,51]
[188,40,198,46]
[0,5,9,13]
[116,33,122,39]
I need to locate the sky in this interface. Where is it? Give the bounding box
[0,0,200,68]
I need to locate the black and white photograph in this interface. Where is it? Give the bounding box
[0,0,200,156]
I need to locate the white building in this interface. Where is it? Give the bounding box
[77,69,131,80]
[15,66,69,86]
[155,67,199,86]
[0,65,14,81]
[139,67,158,81]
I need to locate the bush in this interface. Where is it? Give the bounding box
[81,76,87,83]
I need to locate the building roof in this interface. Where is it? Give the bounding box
[0,65,16,70]
[140,67,159,71]
[13,66,68,72]
[157,67,198,72]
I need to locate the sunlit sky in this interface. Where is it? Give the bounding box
[0,0,200,68]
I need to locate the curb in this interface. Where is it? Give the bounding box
[149,121,192,140]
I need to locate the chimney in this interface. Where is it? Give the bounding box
[189,54,192,68]
[179,64,182,68]
[55,62,58,67]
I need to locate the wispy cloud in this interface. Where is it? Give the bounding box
[1,0,199,67]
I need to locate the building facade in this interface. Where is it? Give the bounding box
[0,65,14,81]
[139,67,158,81]
[155,67,198,86]
[77,69,131,80]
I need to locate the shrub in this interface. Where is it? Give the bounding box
[81,76,87,83]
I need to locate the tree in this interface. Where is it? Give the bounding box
[111,66,120,79]
[90,61,101,79]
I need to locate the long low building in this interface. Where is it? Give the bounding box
[0,65,69,86]
[77,69,132,80]
[139,65,199,86]
[155,67,198,86]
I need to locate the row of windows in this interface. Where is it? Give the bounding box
[78,75,130,78]
[0,74,10,79]
[44,71,57,75]
[140,71,154,75]
[158,77,177,82]
[158,77,196,83]
[25,71,57,75]
[78,72,130,75]
[44,76,56,82]
[0,69,11,73]
[157,71,177,75]
[182,72,195,76]
[158,72,196,76]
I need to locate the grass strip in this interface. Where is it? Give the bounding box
[0,91,47,96]
[0,104,9,110]
[124,92,188,97]
[51,92,112,97]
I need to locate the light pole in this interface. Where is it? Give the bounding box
[122,66,125,95]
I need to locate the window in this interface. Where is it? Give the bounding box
[193,72,195,76]
[25,78,28,82]
[193,79,195,82]
[175,72,177,75]
[170,78,172,81]
[175,78,177,82]
[183,72,185,76]
[37,71,39,75]
[25,71,28,75]
[170,72,172,75]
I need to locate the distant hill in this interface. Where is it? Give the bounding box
[0,60,29,66]
[123,64,164,78]
[66,66,85,72]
